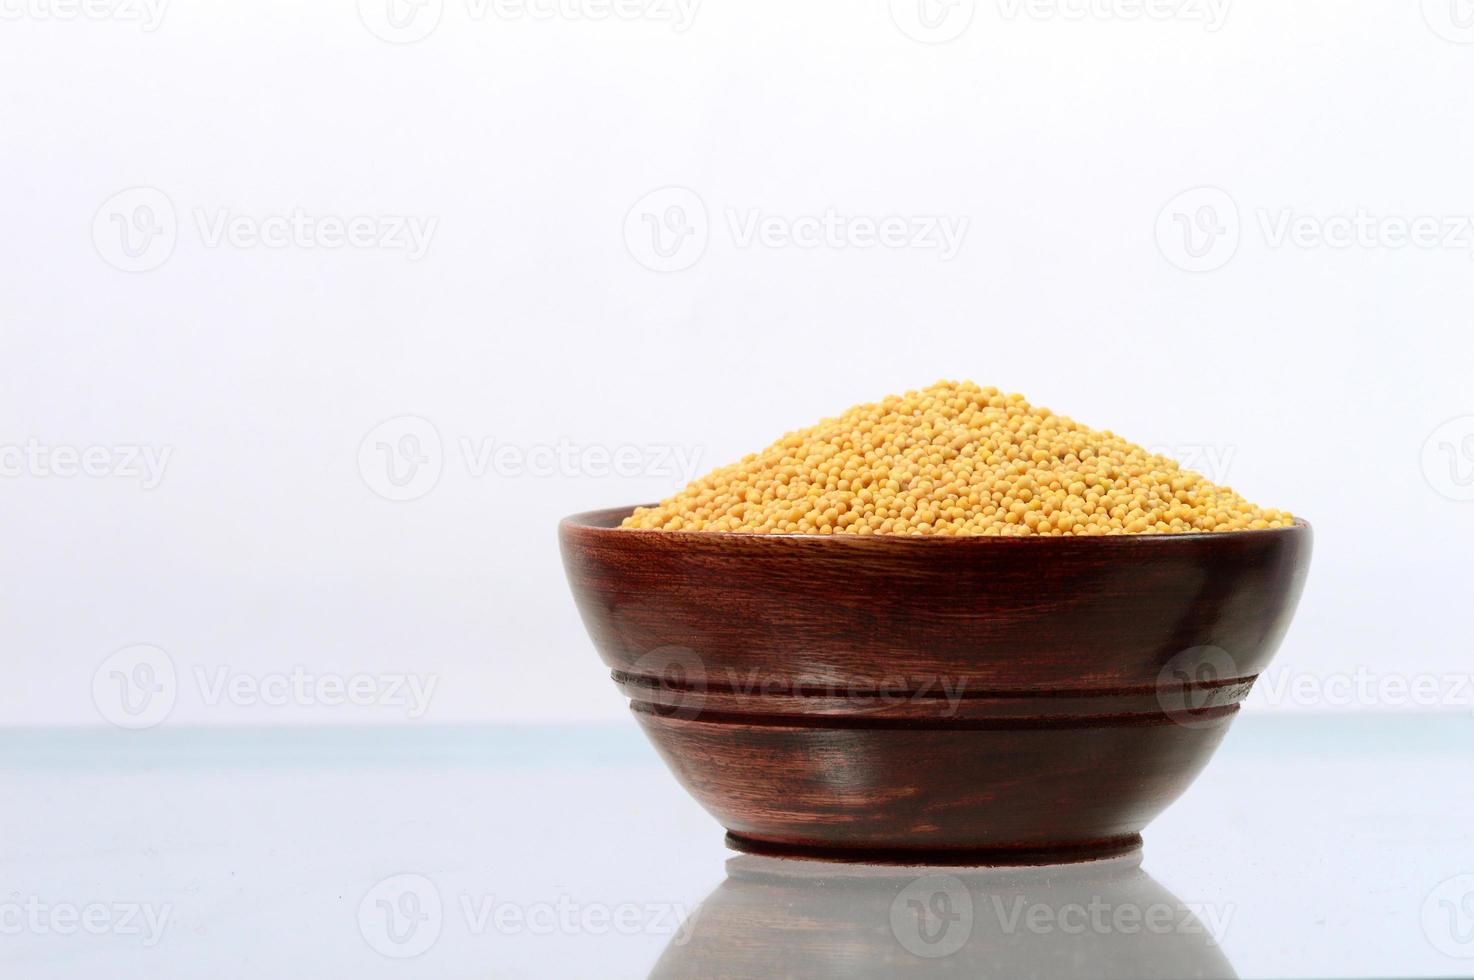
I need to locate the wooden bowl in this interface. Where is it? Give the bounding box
[560,506,1311,864]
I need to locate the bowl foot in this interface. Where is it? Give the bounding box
[724,831,1143,867]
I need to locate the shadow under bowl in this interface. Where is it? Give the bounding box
[559,506,1311,865]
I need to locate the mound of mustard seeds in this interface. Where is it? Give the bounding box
[621,381,1292,536]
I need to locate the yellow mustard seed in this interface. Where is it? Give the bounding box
[621,381,1293,536]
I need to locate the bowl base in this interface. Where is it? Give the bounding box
[724,831,1143,868]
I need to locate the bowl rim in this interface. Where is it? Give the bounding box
[561,505,1311,545]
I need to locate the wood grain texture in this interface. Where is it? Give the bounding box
[560,505,1312,862]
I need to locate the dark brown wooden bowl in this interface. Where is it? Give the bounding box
[560,506,1311,864]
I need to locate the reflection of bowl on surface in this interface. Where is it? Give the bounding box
[561,505,1311,863]
[650,853,1238,980]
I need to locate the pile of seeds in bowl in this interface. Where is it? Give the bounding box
[621,380,1292,536]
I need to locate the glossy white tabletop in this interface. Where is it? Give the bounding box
[2,714,1470,978]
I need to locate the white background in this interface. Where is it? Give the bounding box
[2,0,1472,726]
